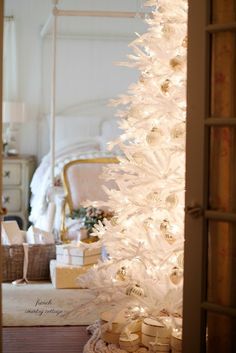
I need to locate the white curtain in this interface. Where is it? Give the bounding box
[3,17,18,101]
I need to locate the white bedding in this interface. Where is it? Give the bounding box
[29,138,116,232]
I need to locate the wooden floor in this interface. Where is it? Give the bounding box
[2,326,90,353]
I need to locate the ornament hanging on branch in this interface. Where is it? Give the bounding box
[116,266,128,281]
[160,219,176,244]
[146,127,163,146]
[165,193,178,209]
[170,266,183,285]
[126,283,145,298]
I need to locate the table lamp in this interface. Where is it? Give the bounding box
[2,101,25,155]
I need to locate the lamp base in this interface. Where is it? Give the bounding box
[6,148,19,156]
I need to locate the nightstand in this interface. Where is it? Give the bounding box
[2,154,36,229]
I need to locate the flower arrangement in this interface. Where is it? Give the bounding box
[71,206,113,235]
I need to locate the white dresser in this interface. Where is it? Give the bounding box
[2,155,36,229]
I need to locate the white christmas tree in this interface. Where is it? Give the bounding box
[78,0,187,346]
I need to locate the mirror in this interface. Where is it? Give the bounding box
[2,0,148,344]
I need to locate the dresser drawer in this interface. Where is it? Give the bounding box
[2,189,21,212]
[3,163,21,186]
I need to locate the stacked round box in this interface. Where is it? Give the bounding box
[171,332,182,353]
[142,318,171,352]
[119,333,140,352]
[100,309,142,345]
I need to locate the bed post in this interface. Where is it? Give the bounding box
[50,0,58,188]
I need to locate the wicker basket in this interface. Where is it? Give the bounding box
[2,244,56,282]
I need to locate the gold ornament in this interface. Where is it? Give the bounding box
[170,266,183,285]
[171,122,185,140]
[110,216,119,226]
[160,219,176,244]
[143,217,154,231]
[161,79,171,94]
[170,56,183,71]
[147,191,160,203]
[146,127,163,146]
[165,193,178,209]
[116,266,127,281]
[162,24,174,38]
[126,284,144,298]
[132,151,145,164]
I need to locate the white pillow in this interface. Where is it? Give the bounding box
[101,119,122,151]
[54,115,102,151]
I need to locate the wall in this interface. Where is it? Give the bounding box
[4,0,147,162]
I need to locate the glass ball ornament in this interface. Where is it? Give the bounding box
[170,122,185,141]
[146,127,163,146]
[132,151,145,164]
[165,193,178,209]
[126,284,145,298]
[169,56,184,71]
[170,266,183,285]
[162,24,175,38]
[110,216,119,226]
[161,79,171,94]
[143,217,154,232]
[160,219,176,244]
[147,191,160,203]
[115,266,127,281]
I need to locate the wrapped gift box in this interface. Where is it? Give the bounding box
[50,259,92,289]
[1,221,25,245]
[56,244,101,266]
[26,225,55,244]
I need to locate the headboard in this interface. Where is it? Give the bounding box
[39,98,122,159]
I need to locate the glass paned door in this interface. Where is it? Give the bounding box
[183,0,236,352]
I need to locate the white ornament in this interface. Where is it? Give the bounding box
[165,193,178,209]
[170,266,183,285]
[147,191,160,203]
[170,122,185,141]
[116,266,127,281]
[133,151,145,164]
[160,220,176,244]
[143,217,154,231]
[146,127,163,146]
[126,284,145,298]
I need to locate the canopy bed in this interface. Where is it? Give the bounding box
[29,0,150,235]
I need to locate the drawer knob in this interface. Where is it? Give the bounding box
[2,195,10,204]
[3,170,10,178]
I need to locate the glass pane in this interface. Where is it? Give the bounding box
[208,221,236,307]
[210,32,236,118]
[207,312,236,353]
[209,127,236,212]
[211,0,236,24]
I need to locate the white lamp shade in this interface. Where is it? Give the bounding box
[3,101,25,123]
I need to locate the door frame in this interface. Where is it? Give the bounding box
[183,0,209,352]
[0,0,4,351]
